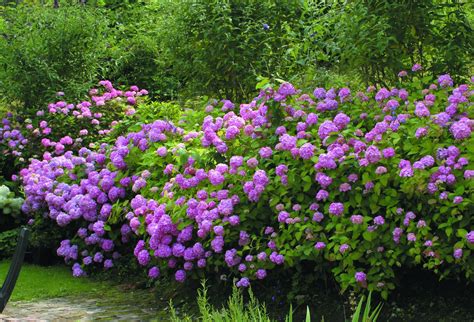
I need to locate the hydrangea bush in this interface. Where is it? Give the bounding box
[0,81,147,176]
[20,70,473,298]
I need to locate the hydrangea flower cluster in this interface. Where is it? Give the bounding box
[20,73,474,297]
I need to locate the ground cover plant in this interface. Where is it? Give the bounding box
[18,68,473,300]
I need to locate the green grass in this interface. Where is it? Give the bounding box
[0,261,113,301]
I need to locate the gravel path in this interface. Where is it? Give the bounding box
[0,296,162,321]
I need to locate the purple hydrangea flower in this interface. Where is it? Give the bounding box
[236,277,250,288]
[412,64,422,72]
[175,269,186,282]
[355,271,366,283]
[339,244,349,254]
[329,202,344,216]
[450,119,471,140]
[255,269,267,279]
[453,196,463,204]
[299,143,315,160]
[351,215,364,224]
[382,148,395,158]
[438,74,453,87]
[453,249,463,259]
[315,242,326,250]
[259,147,273,158]
[374,216,385,225]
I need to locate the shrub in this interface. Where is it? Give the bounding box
[2,1,471,106]
[104,2,168,99]
[0,184,24,231]
[0,81,146,178]
[0,229,19,259]
[334,0,474,85]
[0,4,108,112]
[20,71,473,298]
[155,1,332,101]
[0,80,147,259]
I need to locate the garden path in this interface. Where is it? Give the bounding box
[0,295,166,321]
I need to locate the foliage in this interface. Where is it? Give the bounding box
[0,229,19,259]
[104,2,167,99]
[0,185,24,252]
[334,0,474,85]
[27,215,67,251]
[19,71,474,298]
[171,283,382,322]
[0,185,23,217]
[170,283,272,322]
[154,1,334,101]
[0,3,108,111]
[1,1,471,104]
[351,292,382,322]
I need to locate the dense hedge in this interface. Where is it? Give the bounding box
[19,69,473,298]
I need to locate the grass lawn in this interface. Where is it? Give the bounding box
[0,261,113,302]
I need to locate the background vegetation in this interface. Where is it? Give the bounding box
[0,0,472,111]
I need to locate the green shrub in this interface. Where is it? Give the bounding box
[0,3,108,112]
[0,229,19,259]
[0,183,24,259]
[105,2,168,99]
[155,1,330,101]
[333,0,474,85]
[2,1,470,106]
[0,184,24,235]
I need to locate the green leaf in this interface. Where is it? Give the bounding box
[446,227,453,237]
[456,229,467,238]
[295,231,303,241]
[363,231,375,241]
